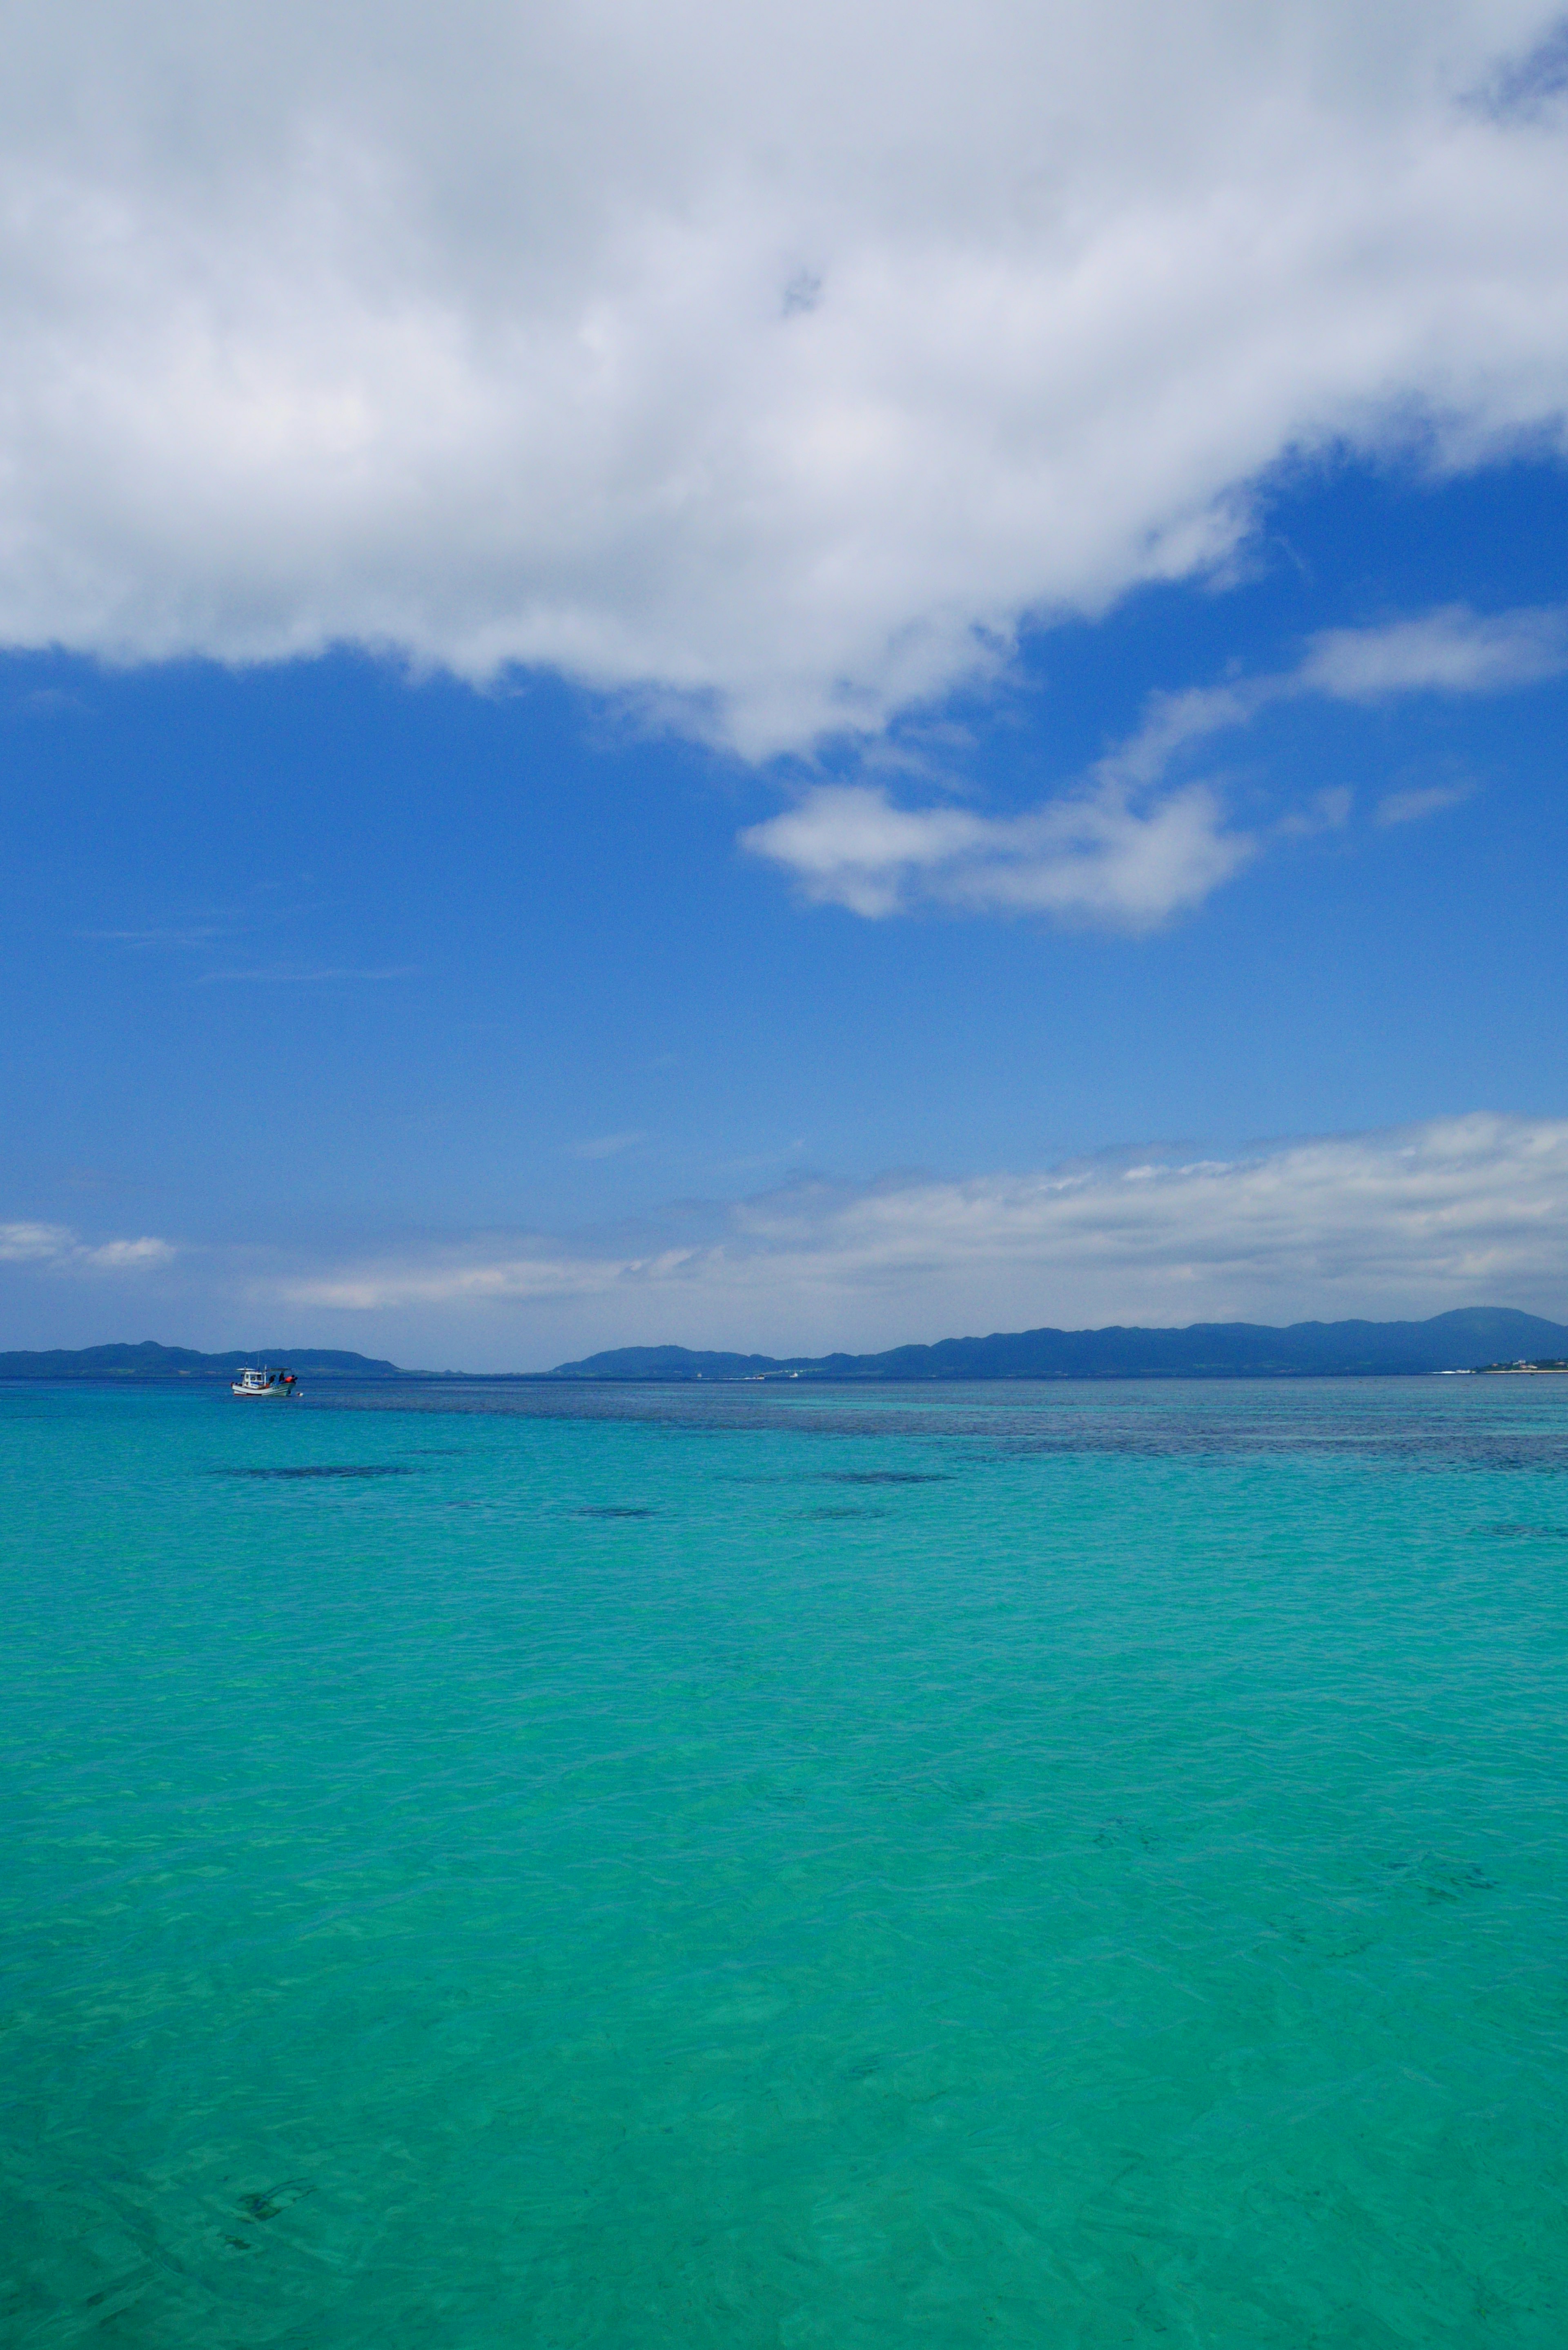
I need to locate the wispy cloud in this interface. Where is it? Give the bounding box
[0,1223,74,1263]
[80,915,417,985]
[1475,18,1568,120]
[1376,782,1474,828]
[742,782,1253,927]
[570,1131,650,1160]
[1110,605,1568,776]
[0,1221,174,1272]
[85,1237,176,1269]
[256,1114,1568,1351]
[745,604,1560,926]
[195,966,421,984]
[1298,606,1568,700]
[80,924,232,950]
[1276,787,1353,839]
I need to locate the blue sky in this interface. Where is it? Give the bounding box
[4,2,1568,1366]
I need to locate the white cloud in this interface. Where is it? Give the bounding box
[2,4,1568,752]
[1376,780,1474,824]
[194,965,421,983]
[0,1223,76,1263]
[1277,786,1354,838]
[0,1221,175,1272]
[741,601,1546,923]
[1298,605,1568,698]
[571,1131,650,1161]
[80,924,229,949]
[1111,604,1568,784]
[257,1114,1568,1359]
[740,780,1253,924]
[1482,16,1568,113]
[83,1237,179,1270]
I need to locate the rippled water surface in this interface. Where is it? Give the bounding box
[4,1376,1567,2345]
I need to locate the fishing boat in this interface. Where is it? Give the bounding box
[230,1365,300,1398]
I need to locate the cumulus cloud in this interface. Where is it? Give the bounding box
[743,602,1552,921]
[259,1115,1568,1357]
[3,3,1568,752]
[0,1221,174,1271]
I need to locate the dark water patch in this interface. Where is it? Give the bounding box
[1384,1854,1497,1904]
[1093,1818,1160,1852]
[574,1505,655,1519]
[820,1469,951,1484]
[216,1464,419,1481]
[1470,1521,1568,1539]
[236,2181,313,2223]
[800,1504,892,1520]
[993,1427,1568,1472]
[280,1377,1568,1475]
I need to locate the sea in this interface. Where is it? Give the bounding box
[3,1373,1566,2347]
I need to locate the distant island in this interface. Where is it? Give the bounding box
[547,1308,1568,1381]
[9,1309,1568,1382]
[0,1341,406,1381]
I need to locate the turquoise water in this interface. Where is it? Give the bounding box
[3,1376,1567,2346]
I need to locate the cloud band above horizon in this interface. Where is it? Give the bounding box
[8,1113,1557,1366]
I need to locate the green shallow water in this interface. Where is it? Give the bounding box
[3,1375,1567,2346]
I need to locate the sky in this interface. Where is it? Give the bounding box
[3,0,1568,1369]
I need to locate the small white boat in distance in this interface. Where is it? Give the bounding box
[231,1365,300,1398]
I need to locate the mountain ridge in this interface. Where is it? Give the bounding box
[547,1308,1568,1381]
[0,1341,405,1379]
[4,1309,1566,1382]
